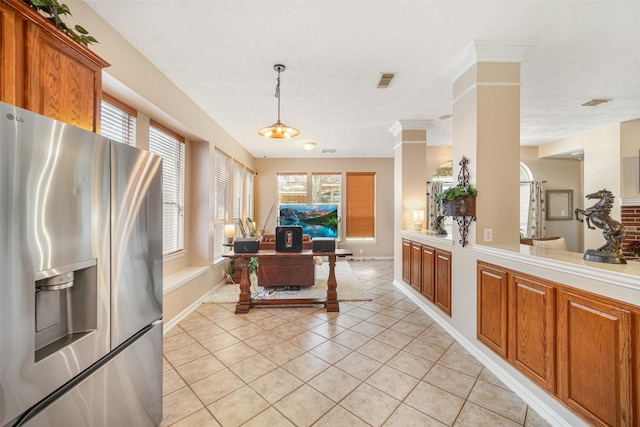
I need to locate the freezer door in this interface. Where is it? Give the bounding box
[0,103,111,427]
[19,322,163,427]
[110,142,163,348]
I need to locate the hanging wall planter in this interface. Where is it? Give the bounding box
[442,196,476,217]
[435,157,477,247]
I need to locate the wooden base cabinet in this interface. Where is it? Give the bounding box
[508,273,555,393]
[434,250,451,316]
[477,261,638,426]
[409,242,422,292]
[477,263,508,358]
[557,290,633,427]
[401,238,451,316]
[420,246,435,302]
[402,239,411,283]
[0,0,109,132]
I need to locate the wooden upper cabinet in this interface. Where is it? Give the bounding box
[557,289,633,427]
[0,0,109,131]
[434,249,451,316]
[508,273,555,392]
[477,262,508,357]
[420,245,435,302]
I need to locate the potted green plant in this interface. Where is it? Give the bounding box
[435,184,477,217]
[24,0,98,46]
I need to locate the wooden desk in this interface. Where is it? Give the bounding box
[223,249,352,314]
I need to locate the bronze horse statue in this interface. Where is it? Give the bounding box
[574,189,626,256]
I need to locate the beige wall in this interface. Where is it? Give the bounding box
[621,119,640,198]
[539,124,622,250]
[68,1,256,323]
[426,146,453,180]
[520,147,582,251]
[402,142,427,230]
[254,157,394,258]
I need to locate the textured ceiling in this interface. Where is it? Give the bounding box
[85,1,640,158]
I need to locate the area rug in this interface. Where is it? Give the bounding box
[205,261,371,303]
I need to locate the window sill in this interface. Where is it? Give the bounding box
[163,266,209,295]
[164,250,186,262]
[343,239,377,244]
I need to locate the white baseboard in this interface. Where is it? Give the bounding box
[346,256,393,261]
[163,279,226,334]
[392,278,581,427]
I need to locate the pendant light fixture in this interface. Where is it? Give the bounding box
[258,64,300,139]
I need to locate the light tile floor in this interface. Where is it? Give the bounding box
[161,260,552,427]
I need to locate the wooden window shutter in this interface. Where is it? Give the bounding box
[346,172,375,238]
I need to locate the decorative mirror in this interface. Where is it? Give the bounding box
[546,190,573,220]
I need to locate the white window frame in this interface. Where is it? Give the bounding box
[148,122,185,256]
[520,162,534,237]
[100,94,136,145]
[214,149,231,262]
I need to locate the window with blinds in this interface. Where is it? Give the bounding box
[245,168,254,221]
[148,122,185,255]
[214,149,231,262]
[312,173,341,204]
[232,161,244,235]
[346,172,375,239]
[100,94,136,145]
[277,173,307,205]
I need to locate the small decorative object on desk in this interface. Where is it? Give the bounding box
[435,157,477,247]
[224,223,235,244]
[574,188,627,264]
[434,215,447,236]
[235,217,247,237]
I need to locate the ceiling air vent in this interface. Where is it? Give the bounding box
[581,98,611,107]
[377,73,395,89]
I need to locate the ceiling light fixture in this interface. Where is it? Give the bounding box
[303,141,316,151]
[258,64,300,139]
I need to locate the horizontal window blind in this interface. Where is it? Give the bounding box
[214,149,231,261]
[100,94,136,145]
[245,168,254,223]
[233,161,244,235]
[148,122,185,255]
[278,173,307,205]
[312,173,341,204]
[346,172,375,239]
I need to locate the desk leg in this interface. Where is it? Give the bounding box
[326,255,340,312]
[235,258,251,314]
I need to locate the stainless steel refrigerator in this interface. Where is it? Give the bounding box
[0,102,163,426]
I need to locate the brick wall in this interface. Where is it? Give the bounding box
[621,205,640,260]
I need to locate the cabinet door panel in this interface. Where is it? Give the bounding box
[557,290,632,427]
[27,28,97,131]
[402,240,410,283]
[410,242,421,292]
[421,246,435,302]
[477,263,507,357]
[1,0,108,132]
[509,274,555,392]
[434,250,451,316]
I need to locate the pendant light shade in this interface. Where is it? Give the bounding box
[259,64,299,139]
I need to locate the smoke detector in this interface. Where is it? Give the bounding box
[581,98,611,107]
[377,73,395,89]
[322,148,336,154]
